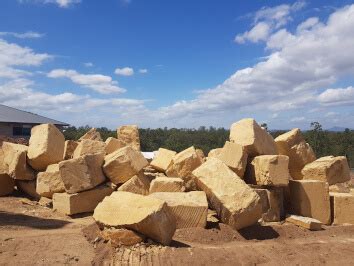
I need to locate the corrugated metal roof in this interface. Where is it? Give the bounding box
[0,104,69,126]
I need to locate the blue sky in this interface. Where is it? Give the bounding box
[1,0,354,129]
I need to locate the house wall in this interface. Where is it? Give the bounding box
[0,123,13,136]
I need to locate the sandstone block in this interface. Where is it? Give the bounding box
[36,164,65,198]
[208,148,222,158]
[150,191,208,228]
[192,158,262,230]
[218,141,248,177]
[289,180,331,224]
[330,192,354,225]
[275,128,316,180]
[93,191,176,245]
[118,174,151,195]
[150,148,176,172]
[247,155,290,186]
[53,183,114,215]
[286,215,322,230]
[117,125,140,151]
[72,139,106,159]
[196,149,206,161]
[254,187,284,222]
[27,124,65,171]
[79,128,102,141]
[302,156,350,185]
[105,137,126,154]
[59,153,106,193]
[103,146,148,184]
[63,140,78,160]
[16,179,40,199]
[101,228,144,247]
[329,183,351,193]
[229,118,277,157]
[149,177,184,193]
[2,142,34,180]
[0,173,14,196]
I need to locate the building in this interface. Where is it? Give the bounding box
[0,104,69,138]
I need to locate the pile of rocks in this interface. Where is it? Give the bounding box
[0,119,353,247]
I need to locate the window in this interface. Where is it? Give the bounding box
[13,125,32,136]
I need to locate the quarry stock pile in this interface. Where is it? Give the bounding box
[0,119,353,246]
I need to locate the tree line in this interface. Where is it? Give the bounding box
[63,123,354,168]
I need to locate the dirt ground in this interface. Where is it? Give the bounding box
[1,193,354,265]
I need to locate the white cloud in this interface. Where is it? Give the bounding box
[115,67,134,76]
[0,31,44,39]
[47,69,126,94]
[83,62,93,67]
[318,86,354,106]
[139,68,148,74]
[18,0,81,8]
[235,22,270,44]
[291,116,306,122]
[296,17,321,32]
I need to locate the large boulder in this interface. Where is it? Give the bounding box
[79,128,102,141]
[289,180,331,224]
[208,148,222,158]
[150,148,176,173]
[105,137,126,155]
[72,139,106,159]
[275,128,316,180]
[246,155,290,186]
[149,177,184,193]
[218,141,248,177]
[229,118,277,157]
[59,153,106,193]
[27,124,65,171]
[93,191,176,245]
[103,146,148,184]
[36,164,65,198]
[2,142,34,180]
[192,157,262,230]
[117,174,151,195]
[166,146,203,190]
[63,140,78,160]
[253,187,284,222]
[330,192,354,225]
[150,191,208,228]
[302,156,350,185]
[117,125,140,151]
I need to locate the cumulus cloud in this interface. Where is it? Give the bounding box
[0,31,44,39]
[115,67,134,76]
[47,69,126,94]
[318,86,354,106]
[235,22,270,44]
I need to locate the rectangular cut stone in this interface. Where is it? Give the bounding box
[93,191,176,245]
[2,142,34,180]
[286,215,322,230]
[36,164,65,198]
[330,192,354,225]
[117,125,141,151]
[103,146,148,184]
[79,128,102,141]
[59,153,106,193]
[275,128,316,180]
[53,183,114,215]
[105,137,126,154]
[207,148,222,158]
[246,155,290,186]
[289,180,331,224]
[150,148,176,172]
[72,139,106,159]
[63,140,78,160]
[192,157,262,230]
[218,141,248,178]
[149,191,208,228]
[27,124,65,171]
[302,156,350,185]
[149,177,184,193]
[254,187,284,222]
[118,174,151,195]
[229,118,277,157]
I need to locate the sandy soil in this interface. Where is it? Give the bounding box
[1,193,354,265]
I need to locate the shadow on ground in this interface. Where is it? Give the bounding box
[238,224,280,240]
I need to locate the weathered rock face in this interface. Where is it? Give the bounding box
[79,128,102,141]
[329,183,351,193]
[208,148,222,158]
[229,118,277,157]
[27,124,65,171]
[330,192,354,225]
[36,164,65,198]
[103,146,148,185]
[150,148,176,173]
[63,140,78,160]
[2,142,34,180]
[72,139,106,159]
[117,174,151,195]
[195,149,206,161]
[0,173,14,196]
[149,177,184,193]
[246,155,290,186]
[53,183,114,215]
[192,158,262,230]
[289,180,331,224]
[254,187,284,222]
[16,179,40,199]
[218,141,248,177]
[93,191,176,245]
[150,191,208,228]
[275,128,316,180]
[302,156,350,185]
[166,146,203,190]
[117,125,141,151]
[59,153,106,193]
[101,228,145,247]
[105,137,126,155]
